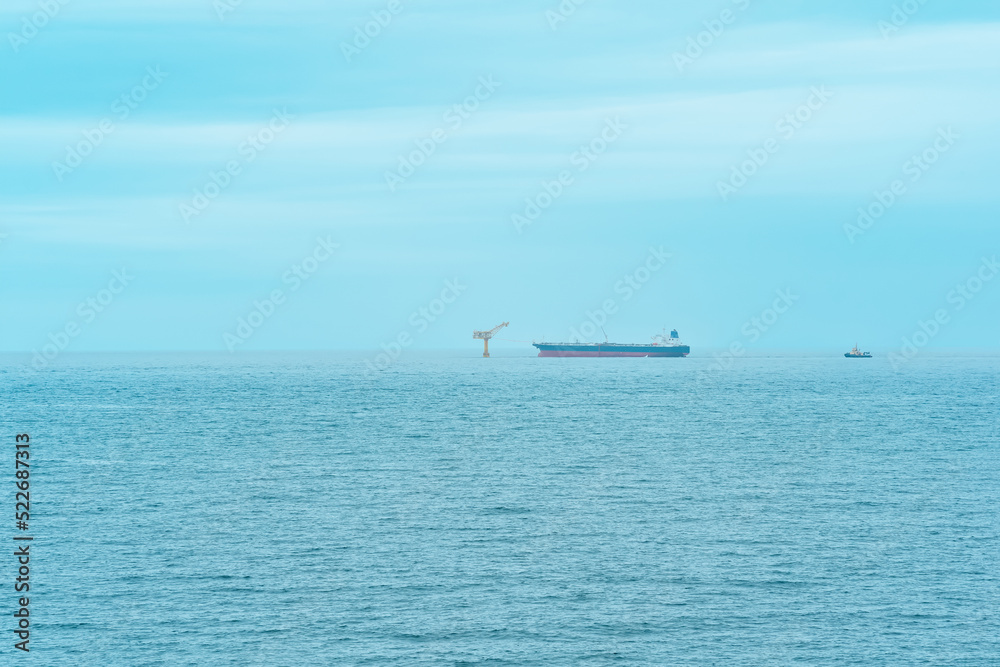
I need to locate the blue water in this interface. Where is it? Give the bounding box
[3,351,998,665]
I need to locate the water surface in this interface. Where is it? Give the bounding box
[3,351,998,665]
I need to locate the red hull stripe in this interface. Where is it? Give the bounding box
[537,351,688,357]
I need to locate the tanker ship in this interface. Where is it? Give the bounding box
[533,330,690,358]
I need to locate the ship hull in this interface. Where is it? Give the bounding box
[534,344,689,358]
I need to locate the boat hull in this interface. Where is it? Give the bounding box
[534,344,689,358]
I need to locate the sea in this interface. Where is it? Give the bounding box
[2,350,998,665]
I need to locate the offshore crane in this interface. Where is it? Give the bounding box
[473,322,509,358]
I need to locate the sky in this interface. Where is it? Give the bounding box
[1,0,999,356]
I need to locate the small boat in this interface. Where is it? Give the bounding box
[844,345,872,358]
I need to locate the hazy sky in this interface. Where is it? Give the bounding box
[2,0,998,354]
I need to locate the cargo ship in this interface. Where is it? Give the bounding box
[533,330,690,358]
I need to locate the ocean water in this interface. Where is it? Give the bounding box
[2,351,998,665]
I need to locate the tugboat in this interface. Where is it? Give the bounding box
[844,345,872,358]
